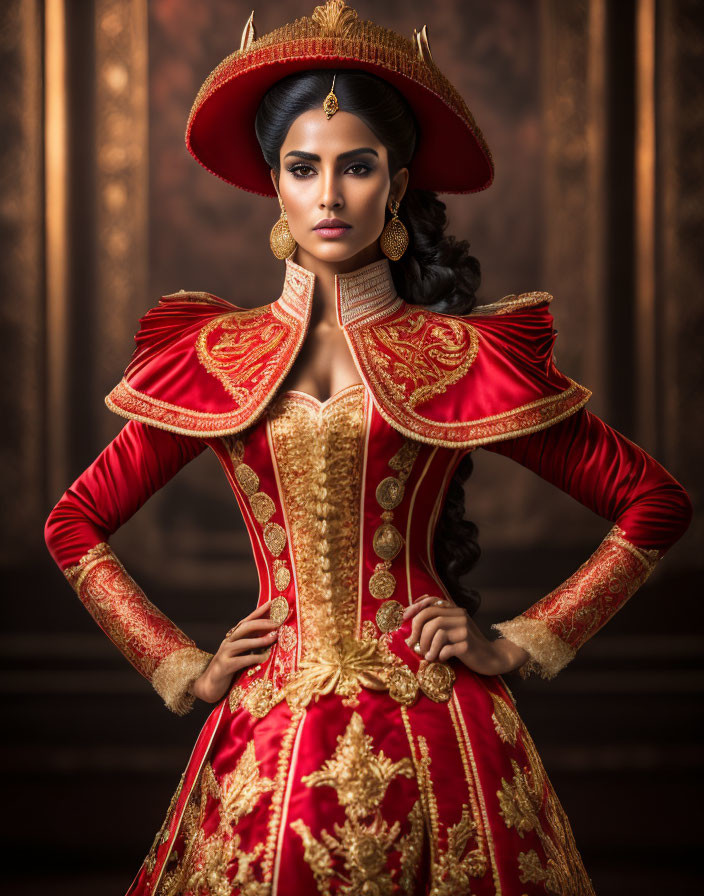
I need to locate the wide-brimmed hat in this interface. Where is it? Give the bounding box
[186,0,494,197]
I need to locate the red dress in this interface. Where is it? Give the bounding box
[45,257,692,895]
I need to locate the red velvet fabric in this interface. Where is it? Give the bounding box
[482,407,693,552]
[44,419,206,570]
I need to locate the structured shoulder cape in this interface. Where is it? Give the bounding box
[105,257,591,447]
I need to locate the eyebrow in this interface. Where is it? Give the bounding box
[283,147,379,162]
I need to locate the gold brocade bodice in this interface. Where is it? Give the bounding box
[219,381,462,717]
[267,386,365,662]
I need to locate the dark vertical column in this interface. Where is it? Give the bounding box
[604,0,637,430]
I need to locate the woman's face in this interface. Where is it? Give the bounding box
[271,108,409,267]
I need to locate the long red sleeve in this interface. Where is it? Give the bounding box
[45,418,206,568]
[483,408,693,678]
[44,420,213,713]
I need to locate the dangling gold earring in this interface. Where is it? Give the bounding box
[380,198,409,261]
[270,192,297,260]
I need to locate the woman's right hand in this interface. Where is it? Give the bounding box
[189,599,280,704]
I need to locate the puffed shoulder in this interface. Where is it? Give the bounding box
[105,287,591,447]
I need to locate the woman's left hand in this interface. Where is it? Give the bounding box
[402,594,530,676]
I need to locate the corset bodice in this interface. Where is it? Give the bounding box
[209,383,466,717]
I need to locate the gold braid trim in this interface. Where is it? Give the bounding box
[492,525,662,680]
[63,542,213,714]
[152,646,214,716]
[491,617,576,681]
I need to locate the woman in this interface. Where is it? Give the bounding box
[44,3,692,894]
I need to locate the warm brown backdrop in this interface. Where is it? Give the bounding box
[2,0,702,893]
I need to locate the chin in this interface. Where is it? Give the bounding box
[301,242,366,264]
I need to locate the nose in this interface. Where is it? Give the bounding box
[318,167,343,210]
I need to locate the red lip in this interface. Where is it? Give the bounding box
[314,217,351,229]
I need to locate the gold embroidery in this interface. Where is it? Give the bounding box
[269,595,290,625]
[398,800,425,893]
[368,568,396,600]
[195,306,290,403]
[234,461,259,495]
[157,742,274,895]
[388,438,424,478]
[63,543,209,715]
[417,660,456,702]
[233,628,448,718]
[376,599,404,633]
[497,718,596,895]
[376,475,405,509]
[372,522,404,561]
[449,694,501,891]
[388,667,420,706]
[263,521,287,556]
[273,558,291,591]
[400,708,487,892]
[492,524,662,679]
[360,307,480,409]
[282,634,400,708]
[277,624,297,653]
[144,772,185,874]
[269,389,364,662]
[261,710,306,881]
[228,684,244,714]
[469,291,553,316]
[490,691,519,747]
[368,439,421,605]
[221,437,289,625]
[290,711,415,893]
[241,678,286,719]
[250,491,276,523]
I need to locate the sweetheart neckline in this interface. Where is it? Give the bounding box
[277,382,365,409]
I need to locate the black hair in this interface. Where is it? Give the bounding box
[255,68,482,615]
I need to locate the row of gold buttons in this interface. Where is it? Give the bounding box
[224,437,290,626]
[369,440,422,634]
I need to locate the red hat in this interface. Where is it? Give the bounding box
[186,0,494,197]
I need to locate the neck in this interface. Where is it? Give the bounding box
[291,243,386,327]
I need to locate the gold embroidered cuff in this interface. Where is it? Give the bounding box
[492,617,576,680]
[152,646,214,716]
[63,542,210,710]
[491,525,662,680]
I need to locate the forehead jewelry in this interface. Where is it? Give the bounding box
[323,73,339,119]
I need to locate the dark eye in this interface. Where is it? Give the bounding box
[288,164,314,178]
[347,163,371,176]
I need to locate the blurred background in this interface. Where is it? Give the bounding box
[1,0,702,892]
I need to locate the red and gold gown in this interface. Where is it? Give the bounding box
[45,257,692,895]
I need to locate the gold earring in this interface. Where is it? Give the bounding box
[380,198,409,261]
[270,192,297,260]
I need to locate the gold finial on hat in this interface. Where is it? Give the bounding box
[312,1,359,37]
[412,24,434,66]
[240,10,256,51]
[323,73,339,119]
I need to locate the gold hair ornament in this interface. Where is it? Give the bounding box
[323,73,339,118]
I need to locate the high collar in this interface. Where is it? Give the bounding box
[277,255,402,328]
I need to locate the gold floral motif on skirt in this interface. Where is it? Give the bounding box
[290,711,415,895]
